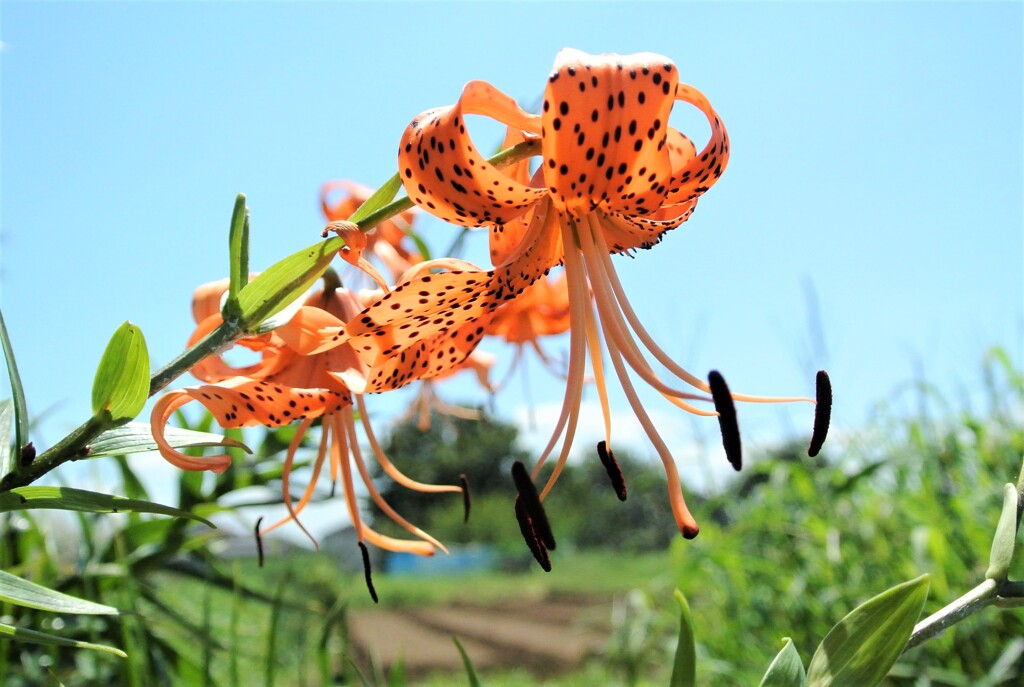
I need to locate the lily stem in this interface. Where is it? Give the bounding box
[0,320,245,492]
[904,577,1024,651]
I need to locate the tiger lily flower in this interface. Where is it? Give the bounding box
[151,278,465,570]
[335,48,830,557]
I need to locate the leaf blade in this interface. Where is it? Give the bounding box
[0,307,30,452]
[760,637,806,687]
[986,483,1019,581]
[91,322,150,423]
[0,485,214,527]
[0,621,127,657]
[0,569,121,615]
[88,422,249,458]
[669,589,697,687]
[806,575,930,687]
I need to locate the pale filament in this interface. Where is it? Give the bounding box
[590,265,699,536]
[340,409,444,554]
[355,394,463,495]
[532,217,591,500]
[331,413,364,543]
[582,284,613,452]
[528,216,589,489]
[591,221,814,406]
[260,417,327,547]
[577,215,716,416]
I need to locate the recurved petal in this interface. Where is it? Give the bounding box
[151,391,234,474]
[344,270,496,368]
[664,83,730,205]
[360,311,494,392]
[399,80,546,229]
[541,49,678,218]
[167,377,350,429]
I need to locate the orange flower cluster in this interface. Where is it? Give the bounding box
[153,49,830,589]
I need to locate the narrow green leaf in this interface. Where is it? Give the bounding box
[345,656,374,687]
[348,173,402,225]
[806,575,930,687]
[227,193,251,305]
[0,307,29,453]
[0,485,214,527]
[760,638,806,687]
[87,422,250,458]
[986,483,1019,581]
[91,322,150,423]
[0,400,14,480]
[0,621,126,657]
[669,589,697,687]
[237,236,343,329]
[0,569,121,615]
[452,637,481,687]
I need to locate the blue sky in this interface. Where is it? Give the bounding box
[1,2,1021,508]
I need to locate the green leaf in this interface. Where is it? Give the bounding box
[227,193,251,305]
[237,237,343,329]
[348,173,402,225]
[0,569,121,615]
[0,485,214,527]
[0,399,14,480]
[669,589,697,687]
[760,638,806,687]
[0,306,30,453]
[91,322,150,423]
[806,575,930,687]
[87,422,250,458]
[452,636,481,687]
[986,483,1019,581]
[0,621,126,657]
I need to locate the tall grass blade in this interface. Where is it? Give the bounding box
[0,569,121,615]
[452,636,481,687]
[0,307,29,456]
[669,589,697,687]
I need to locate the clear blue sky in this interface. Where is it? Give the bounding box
[2,3,1021,499]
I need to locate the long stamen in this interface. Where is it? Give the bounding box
[592,218,813,405]
[359,541,379,604]
[579,216,714,415]
[708,371,742,471]
[530,218,589,492]
[332,413,365,543]
[341,409,446,553]
[592,276,700,538]
[260,418,327,546]
[356,394,462,495]
[597,441,628,501]
[808,370,832,456]
[583,283,614,452]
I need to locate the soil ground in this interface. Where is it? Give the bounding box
[348,593,612,680]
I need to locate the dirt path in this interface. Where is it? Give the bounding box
[347,594,612,680]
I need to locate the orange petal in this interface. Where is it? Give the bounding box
[272,305,348,356]
[151,392,233,474]
[664,83,730,205]
[171,377,350,429]
[541,49,678,219]
[361,311,495,392]
[399,80,546,229]
[343,270,495,368]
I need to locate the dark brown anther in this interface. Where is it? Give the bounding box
[515,496,551,572]
[511,461,555,551]
[329,480,337,498]
[254,517,265,568]
[808,370,832,457]
[459,473,471,523]
[359,541,379,603]
[597,441,627,501]
[19,442,36,467]
[708,370,742,471]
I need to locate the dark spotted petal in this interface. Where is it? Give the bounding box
[664,83,730,205]
[541,48,678,219]
[398,81,546,229]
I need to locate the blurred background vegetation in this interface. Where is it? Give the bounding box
[1,348,1021,685]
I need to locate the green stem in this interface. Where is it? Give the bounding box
[904,577,1024,651]
[0,321,244,492]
